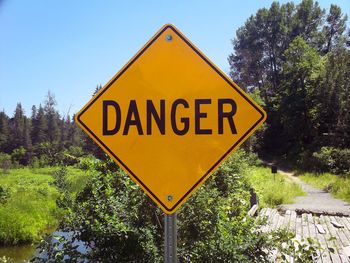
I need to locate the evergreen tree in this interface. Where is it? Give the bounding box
[32,104,48,145]
[44,91,60,143]
[323,4,348,53]
[10,103,26,151]
[0,111,10,153]
[229,0,349,157]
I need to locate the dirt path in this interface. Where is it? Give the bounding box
[277,169,350,216]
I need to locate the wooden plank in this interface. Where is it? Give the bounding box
[267,209,278,232]
[270,211,281,231]
[342,245,350,259]
[329,216,350,263]
[316,224,327,234]
[302,213,310,238]
[337,216,350,245]
[248,204,259,217]
[330,216,350,247]
[283,210,292,231]
[339,254,349,263]
[345,217,350,228]
[277,214,286,229]
[290,210,297,235]
[307,214,324,263]
[295,216,303,240]
[259,208,270,233]
[321,215,343,263]
[312,215,332,263]
[324,216,344,248]
[331,219,345,229]
[258,207,267,219]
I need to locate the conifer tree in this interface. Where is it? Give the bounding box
[0,111,10,152]
[32,104,48,145]
[44,91,60,143]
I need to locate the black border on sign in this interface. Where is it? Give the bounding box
[77,25,266,212]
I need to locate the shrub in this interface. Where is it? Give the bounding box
[11,147,26,166]
[0,152,12,172]
[33,152,289,262]
[61,146,85,166]
[312,147,350,175]
[0,186,10,204]
[29,156,40,168]
[77,155,100,171]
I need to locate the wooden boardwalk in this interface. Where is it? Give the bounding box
[258,208,350,263]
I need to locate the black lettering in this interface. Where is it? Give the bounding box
[147,100,165,135]
[218,99,237,134]
[103,100,121,135]
[123,100,143,135]
[195,99,212,134]
[171,99,189,135]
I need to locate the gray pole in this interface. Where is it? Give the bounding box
[164,213,177,263]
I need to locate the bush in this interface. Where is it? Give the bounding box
[312,147,350,175]
[33,152,289,262]
[77,155,100,171]
[0,186,10,204]
[61,146,85,166]
[11,147,26,166]
[0,152,12,172]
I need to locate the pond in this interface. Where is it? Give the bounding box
[0,243,35,263]
[0,231,88,262]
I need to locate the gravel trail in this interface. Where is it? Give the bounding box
[277,169,350,216]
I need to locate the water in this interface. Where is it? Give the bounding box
[0,244,35,262]
[0,231,88,262]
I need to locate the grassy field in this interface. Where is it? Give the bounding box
[247,167,305,207]
[0,167,88,245]
[300,172,350,202]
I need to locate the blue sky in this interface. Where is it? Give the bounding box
[1,0,349,117]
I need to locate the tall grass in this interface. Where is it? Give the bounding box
[0,167,88,245]
[247,167,305,207]
[300,172,350,202]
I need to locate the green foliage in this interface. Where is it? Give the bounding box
[0,91,94,167]
[312,147,350,174]
[34,151,294,262]
[0,153,12,172]
[0,167,89,245]
[247,167,304,207]
[0,111,10,153]
[0,169,59,245]
[11,147,27,166]
[276,230,323,262]
[229,0,350,162]
[77,155,100,170]
[0,186,10,205]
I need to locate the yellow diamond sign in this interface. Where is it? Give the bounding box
[75,24,266,214]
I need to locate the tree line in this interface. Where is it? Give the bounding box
[1,0,349,174]
[0,90,103,167]
[229,0,350,172]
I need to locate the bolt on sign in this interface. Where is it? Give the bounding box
[75,24,267,214]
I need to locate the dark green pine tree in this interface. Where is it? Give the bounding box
[44,91,60,143]
[23,117,33,164]
[322,4,348,53]
[66,115,80,147]
[229,0,349,156]
[10,103,26,151]
[31,104,48,145]
[59,116,69,150]
[0,110,10,153]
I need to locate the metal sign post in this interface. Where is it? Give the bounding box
[164,213,177,263]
